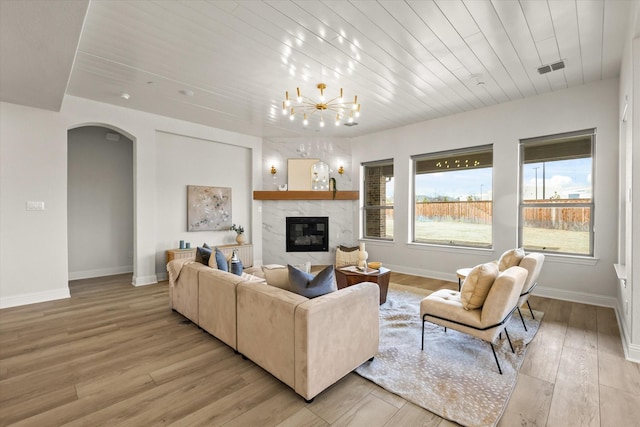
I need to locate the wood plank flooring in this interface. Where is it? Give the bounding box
[1,272,638,426]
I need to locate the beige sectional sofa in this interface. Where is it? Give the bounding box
[167,259,380,401]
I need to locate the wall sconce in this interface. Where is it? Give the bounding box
[270,165,277,175]
[338,165,345,175]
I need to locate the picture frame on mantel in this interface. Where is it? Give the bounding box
[287,158,319,191]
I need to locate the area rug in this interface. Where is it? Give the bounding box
[355,283,543,427]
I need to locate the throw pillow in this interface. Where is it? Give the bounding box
[214,247,229,272]
[335,245,359,267]
[460,262,499,310]
[230,259,243,276]
[195,245,212,265]
[288,264,337,299]
[262,262,311,289]
[498,248,525,271]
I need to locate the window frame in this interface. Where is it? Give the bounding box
[518,128,596,257]
[411,145,494,249]
[362,159,394,241]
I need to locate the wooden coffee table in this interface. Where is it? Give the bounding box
[335,266,391,305]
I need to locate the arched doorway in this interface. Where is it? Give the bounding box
[67,125,134,281]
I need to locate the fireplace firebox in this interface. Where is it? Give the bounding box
[286,217,329,252]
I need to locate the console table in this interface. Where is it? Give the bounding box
[166,243,253,267]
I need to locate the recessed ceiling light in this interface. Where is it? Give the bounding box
[120,92,130,100]
[179,89,194,97]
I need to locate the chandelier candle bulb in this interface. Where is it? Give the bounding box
[281,82,360,128]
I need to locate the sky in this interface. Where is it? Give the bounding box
[411,158,592,201]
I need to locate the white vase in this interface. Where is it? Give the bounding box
[236,233,246,244]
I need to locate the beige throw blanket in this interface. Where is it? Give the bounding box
[167,258,194,288]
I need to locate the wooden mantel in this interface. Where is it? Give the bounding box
[253,190,359,200]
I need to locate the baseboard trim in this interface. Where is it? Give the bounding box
[534,286,617,308]
[0,287,70,309]
[614,300,640,363]
[69,266,133,281]
[132,274,158,286]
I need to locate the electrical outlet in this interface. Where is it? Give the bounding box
[26,201,45,211]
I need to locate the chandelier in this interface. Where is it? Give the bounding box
[282,83,361,127]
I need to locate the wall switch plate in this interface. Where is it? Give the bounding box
[26,201,45,211]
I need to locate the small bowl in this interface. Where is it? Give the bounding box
[368,261,382,269]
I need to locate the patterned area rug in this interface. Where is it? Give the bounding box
[356,283,543,427]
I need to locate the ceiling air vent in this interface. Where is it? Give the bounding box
[344,122,358,127]
[537,60,565,75]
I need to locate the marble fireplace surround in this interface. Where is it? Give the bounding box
[261,199,358,266]
[261,138,357,266]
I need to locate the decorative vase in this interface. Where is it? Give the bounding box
[357,242,368,268]
[236,233,246,244]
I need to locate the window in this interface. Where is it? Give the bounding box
[363,160,394,240]
[412,146,493,248]
[519,129,595,256]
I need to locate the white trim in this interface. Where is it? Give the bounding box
[534,285,617,308]
[132,274,158,286]
[68,266,133,281]
[615,300,640,363]
[0,288,70,309]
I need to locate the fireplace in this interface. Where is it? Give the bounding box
[286,217,329,252]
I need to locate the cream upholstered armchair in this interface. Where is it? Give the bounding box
[420,264,528,374]
[457,249,545,331]
[514,253,545,331]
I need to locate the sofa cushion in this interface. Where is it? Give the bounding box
[262,262,311,289]
[498,248,525,271]
[230,258,243,276]
[336,245,359,267]
[215,247,229,272]
[195,245,212,265]
[288,264,337,298]
[460,262,499,310]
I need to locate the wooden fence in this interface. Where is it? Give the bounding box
[411,199,591,230]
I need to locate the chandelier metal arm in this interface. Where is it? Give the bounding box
[282,82,360,127]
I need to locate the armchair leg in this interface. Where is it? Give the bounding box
[527,301,535,319]
[517,307,528,331]
[490,343,503,375]
[505,328,514,353]
[421,319,425,350]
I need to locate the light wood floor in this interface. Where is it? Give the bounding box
[1,272,639,426]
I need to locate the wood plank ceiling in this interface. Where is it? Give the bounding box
[33,1,640,137]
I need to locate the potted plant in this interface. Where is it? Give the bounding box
[230,224,245,244]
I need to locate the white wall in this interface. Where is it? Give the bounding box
[68,126,134,279]
[617,1,640,361]
[0,95,262,308]
[351,79,620,307]
[155,131,253,279]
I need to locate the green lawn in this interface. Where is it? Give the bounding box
[383,220,590,255]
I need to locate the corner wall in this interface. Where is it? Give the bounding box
[0,95,262,308]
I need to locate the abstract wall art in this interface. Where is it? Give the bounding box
[187,185,232,231]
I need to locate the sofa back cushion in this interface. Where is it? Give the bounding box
[262,262,311,289]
